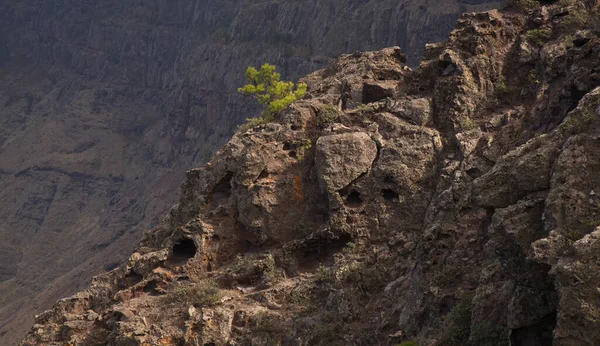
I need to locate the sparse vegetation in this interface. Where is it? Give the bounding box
[525,28,552,46]
[459,117,478,131]
[356,103,374,112]
[342,242,356,253]
[237,116,273,133]
[563,8,591,31]
[297,138,313,161]
[230,253,283,286]
[511,0,540,11]
[566,230,583,243]
[343,260,387,294]
[527,70,540,85]
[238,63,307,131]
[316,105,341,127]
[294,220,313,237]
[494,75,509,94]
[432,265,462,286]
[563,5,600,37]
[562,97,599,133]
[437,294,474,346]
[315,264,335,283]
[470,323,509,346]
[252,311,287,333]
[398,342,419,346]
[166,279,221,307]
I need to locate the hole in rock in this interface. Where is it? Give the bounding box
[121,272,143,289]
[298,232,354,267]
[288,150,297,158]
[257,169,269,180]
[171,238,197,265]
[212,172,233,201]
[362,83,394,104]
[345,190,363,207]
[439,296,457,315]
[573,36,590,47]
[538,0,558,4]
[382,189,400,201]
[283,142,292,151]
[142,280,163,296]
[566,84,589,114]
[466,167,483,179]
[510,311,556,346]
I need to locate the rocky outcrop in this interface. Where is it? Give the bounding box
[19,0,600,345]
[0,0,504,343]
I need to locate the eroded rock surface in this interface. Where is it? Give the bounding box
[20,1,600,345]
[0,0,504,343]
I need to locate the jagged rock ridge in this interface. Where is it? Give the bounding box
[0,0,499,345]
[20,0,600,345]
[0,0,503,343]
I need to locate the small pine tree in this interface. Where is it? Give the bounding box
[238,63,307,122]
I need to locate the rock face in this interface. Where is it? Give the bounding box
[315,132,378,193]
[19,0,600,344]
[0,0,503,343]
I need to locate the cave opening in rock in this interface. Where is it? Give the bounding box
[382,189,400,201]
[510,311,556,346]
[212,172,233,202]
[362,83,393,104]
[538,0,558,4]
[120,272,143,289]
[171,238,197,265]
[142,280,163,296]
[345,190,363,207]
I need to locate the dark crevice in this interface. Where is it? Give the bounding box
[257,169,269,180]
[142,280,163,296]
[382,189,400,202]
[212,172,233,202]
[566,84,588,114]
[345,190,363,207]
[465,167,483,179]
[170,238,197,265]
[120,272,143,289]
[297,232,354,264]
[362,82,394,103]
[573,36,590,47]
[510,311,556,346]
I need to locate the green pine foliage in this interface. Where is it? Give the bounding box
[238,63,307,130]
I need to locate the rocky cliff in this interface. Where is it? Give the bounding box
[0,0,504,344]
[18,0,600,345]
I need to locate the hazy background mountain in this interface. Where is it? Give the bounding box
[0,0,502,343]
